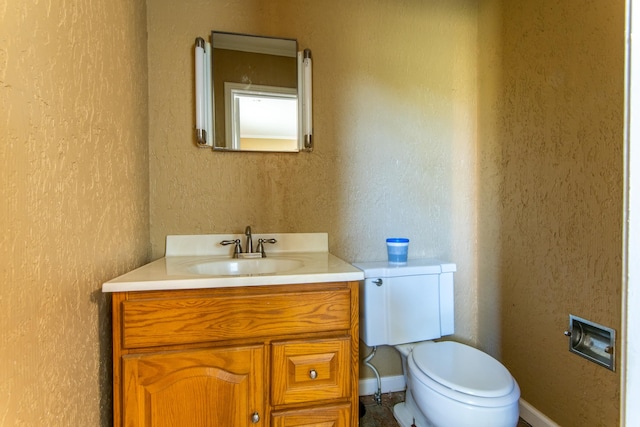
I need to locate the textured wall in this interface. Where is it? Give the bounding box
[478,1,624,425]
[0,0,624,424]
[148,0,479,378]
[0,1,150,425]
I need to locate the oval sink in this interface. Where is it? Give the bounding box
[187,258,304,276]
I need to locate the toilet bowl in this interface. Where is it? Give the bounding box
[395,341,520,427]
[354,259,521,427]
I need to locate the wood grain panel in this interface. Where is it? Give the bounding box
[121,289,350,349]
[272,337,350,405]
[122,345,264,427]
[271,403,350,427]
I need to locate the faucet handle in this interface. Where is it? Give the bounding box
[256,238,277,258]
[220,239,242,258]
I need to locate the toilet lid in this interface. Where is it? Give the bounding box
[412,341,514,398]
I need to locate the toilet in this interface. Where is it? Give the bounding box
[354,259,520,427]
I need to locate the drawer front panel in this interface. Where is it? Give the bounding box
[272,337,351,405]
[271,403,350,427]
[121,289,350,349]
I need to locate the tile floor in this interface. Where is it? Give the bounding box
[358,392,532,427]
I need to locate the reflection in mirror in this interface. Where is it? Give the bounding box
[225,83,298,151]
[212,32,299,152]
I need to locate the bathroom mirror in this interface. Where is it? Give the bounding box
[211,31,301,152]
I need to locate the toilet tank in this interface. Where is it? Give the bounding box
[353,259,456,347]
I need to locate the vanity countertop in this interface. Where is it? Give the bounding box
[102,233,364,292]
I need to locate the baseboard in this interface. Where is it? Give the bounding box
[519,399,560,427]
[359,375,406,396]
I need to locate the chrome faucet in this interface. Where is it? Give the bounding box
[245,226,253,254]
[220,226,277,258]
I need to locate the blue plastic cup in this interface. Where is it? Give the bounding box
[386,238,409,264]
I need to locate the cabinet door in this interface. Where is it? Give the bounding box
[271,404,350,427]
[122,345,264,427]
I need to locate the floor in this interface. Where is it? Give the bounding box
[359,392,532,427]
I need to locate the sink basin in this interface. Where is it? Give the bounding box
[187,258,304,276]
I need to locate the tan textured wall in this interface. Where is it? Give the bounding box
[148,0,479,379]
[0,1,150,425]
[477,0,505,360]
[0,0,624,423]
[478,1,624,425]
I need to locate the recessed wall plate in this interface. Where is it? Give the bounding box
[565,314,615,371]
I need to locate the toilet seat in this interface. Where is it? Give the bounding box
[409,341,519,408]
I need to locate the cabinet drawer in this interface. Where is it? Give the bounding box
[121,288,351,349]
[271,403,350,427]
[272,337,351,405]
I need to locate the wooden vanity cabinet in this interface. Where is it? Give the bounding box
[111,281,359,427]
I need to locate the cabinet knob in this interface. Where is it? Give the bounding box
[309,369,318,379]
[251,412,260,423]
[373,278,383,286]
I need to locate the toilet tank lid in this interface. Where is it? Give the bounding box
[352,259,456,278]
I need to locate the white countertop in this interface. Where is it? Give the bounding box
[102,233,364,293]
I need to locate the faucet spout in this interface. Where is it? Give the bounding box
[245,226,253,253]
